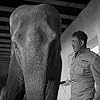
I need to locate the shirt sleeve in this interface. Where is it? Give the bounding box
[91,57,100,100]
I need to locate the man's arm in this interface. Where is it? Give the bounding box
[91,57,100,100]
[59,81,66,85]
[60,79,74,86]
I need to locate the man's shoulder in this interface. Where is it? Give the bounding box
[88,50,99,58]
[76,49,99,63]
[85,50,100,63]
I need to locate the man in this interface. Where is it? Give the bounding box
[62,31,100,100]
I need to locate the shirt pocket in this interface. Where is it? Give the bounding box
[79,60,90,76]
[74,60,90,76]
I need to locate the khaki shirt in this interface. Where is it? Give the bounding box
[70,48,100,100]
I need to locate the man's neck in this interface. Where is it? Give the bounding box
[75,46,86,58]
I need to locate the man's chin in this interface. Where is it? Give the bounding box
[74,49,79,53]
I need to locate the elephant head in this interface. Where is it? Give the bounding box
[10,4,62,100]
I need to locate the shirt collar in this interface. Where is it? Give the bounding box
[74,48,90,58]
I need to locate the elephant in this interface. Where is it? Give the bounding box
[7,4,62,100]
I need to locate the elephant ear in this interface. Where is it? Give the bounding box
[7,51,25,100]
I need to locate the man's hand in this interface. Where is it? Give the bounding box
[61,79,74,86]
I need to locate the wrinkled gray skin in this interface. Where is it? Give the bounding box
[8,4,62,100]
[6,45,25,100]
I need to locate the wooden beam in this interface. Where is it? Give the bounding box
[0,55,10,58]
[0,61,10,64]
[0,17,9,22]
[62,24,68,29]
[60,14,76,20]
[0,62,10,65]
[0,62,9,64]
[0,66,9,68]
[0,53,10,56]
[25,0,86,9]
[0,67,9,69]
[0,59,10,61]
[0,33,11,37]
[0,44,11,48]
[2,57,9,59]
[0,58,10,61]
[0,57,10,63]
[0,66,9,67]
[0,9,76,21]
[0,48,11,52]
[0,39,11,43]
[0,6,15,12]
[0,62,9,65]
[0,55,10,57]
[0,25,9,30]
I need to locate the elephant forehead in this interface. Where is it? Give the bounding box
[10,5,48,30]
[10,4,59,21]
[10,4,61,36]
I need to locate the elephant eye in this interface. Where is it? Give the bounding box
[12,42,18,50]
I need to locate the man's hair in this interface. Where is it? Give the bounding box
[72,30,88,46]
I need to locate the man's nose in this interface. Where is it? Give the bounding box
[72,42,74,46]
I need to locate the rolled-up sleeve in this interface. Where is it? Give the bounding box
[91,57,100,100]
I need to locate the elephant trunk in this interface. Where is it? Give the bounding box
[21,46,49,100]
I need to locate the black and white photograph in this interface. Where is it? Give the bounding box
[0,0,100,100]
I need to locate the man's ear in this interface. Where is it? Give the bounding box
[81,40,84,46]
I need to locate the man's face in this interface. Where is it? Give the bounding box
[72,36,82,53]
